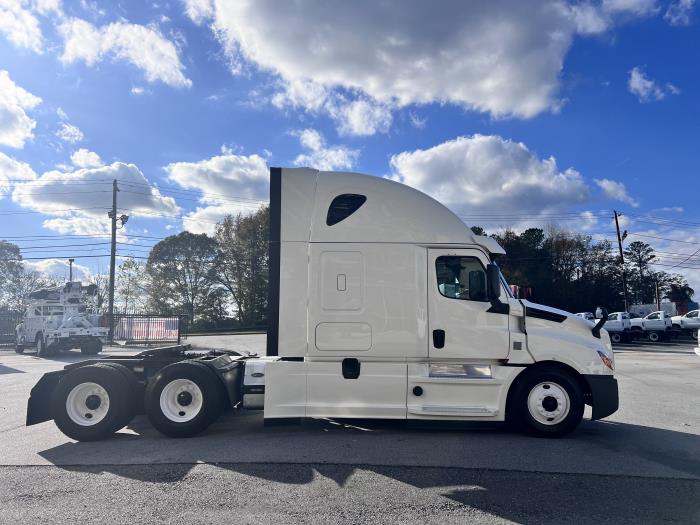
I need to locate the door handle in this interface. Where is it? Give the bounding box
[433,329,445,349]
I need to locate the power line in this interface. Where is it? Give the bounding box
[628,233,700,245]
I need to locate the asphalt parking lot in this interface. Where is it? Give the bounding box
[1,335,698,524]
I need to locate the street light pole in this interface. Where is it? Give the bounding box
[107,179,118,342]
[68,258,74,281]
[614,210,630,312]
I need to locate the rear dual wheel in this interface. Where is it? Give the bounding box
[52,363,139,441]
[145,362,225,438]
[80,339,103,355]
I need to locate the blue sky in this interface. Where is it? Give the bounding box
[0,0,698,295]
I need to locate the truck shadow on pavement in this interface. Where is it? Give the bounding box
[35,417,700,524]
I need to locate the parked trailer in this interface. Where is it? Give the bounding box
[27,167,619,440]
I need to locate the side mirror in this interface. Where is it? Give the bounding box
[468,271,486,301]
[486,264,501,301]
[592,307,608,339]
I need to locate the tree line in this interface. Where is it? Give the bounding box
[479,226,694,313]
[1,212,695,327]
[0,207,269,330]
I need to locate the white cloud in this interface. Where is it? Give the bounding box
[183,0,213,24]
[0,70,42,148]
[165,149,269,234]
[70,148,103,168]
[580,210,600,230]
[0,151,37,198]
[33,0,62,15]
[292,129,359,171]
[58,17,192,88]
[130,86,150,96]
[25,258,90,280]
[0,0,43,52]
[408,111,427,130]
[12,161,180,235]
[187,0,660,131]
[602,0,659,16]
[329,98,392,137]
[56,122,83,143]
[595,178,639,207]
[389,134,590,223]
[628,67,679,102]
[664,0,696,25]
[56,106,68,120]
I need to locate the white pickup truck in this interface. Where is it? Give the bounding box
[604,312,632,343]
[637,311,672,342]
[671,310,699,339]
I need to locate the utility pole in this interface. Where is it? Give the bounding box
[614,210,630,312]
[107,179,118,342]
[68,258,74,281]
[655,279,661,311]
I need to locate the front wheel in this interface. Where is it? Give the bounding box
[14,344,24,354]
[648,331,660,343]
[507,367,584,437]
[145,361,224,438]
[610,332,622,344]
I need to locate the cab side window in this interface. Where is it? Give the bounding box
[647,312,659,320]
[436,256,488,301]
[687,311,698,318]
[608,313,618,321]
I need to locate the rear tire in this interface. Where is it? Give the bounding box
[14,344,24,354]
[507,366,584,438]
[51,364,132,441]
[100,363,141,427]
[145,361,224,438]
[80,339,102,355]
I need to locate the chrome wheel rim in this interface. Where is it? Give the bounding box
[66,382,110,426]
[527,382,570,426]
[159,379,203,423]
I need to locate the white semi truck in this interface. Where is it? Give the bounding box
[16,282,107,357]
[26,168,618,440]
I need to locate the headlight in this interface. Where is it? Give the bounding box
[597,350,614,371]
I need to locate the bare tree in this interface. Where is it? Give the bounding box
[116,257,149,310]
[214,207,269,324]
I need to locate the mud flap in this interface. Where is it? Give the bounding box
[26,371,65,425]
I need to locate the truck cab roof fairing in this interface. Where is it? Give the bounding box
[278,167,498,247]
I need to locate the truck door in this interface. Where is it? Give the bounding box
[428,249,510,360]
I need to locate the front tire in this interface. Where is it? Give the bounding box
[15,344,24,354]
[507,367,585,437]
[51,364,133,441]
[610,332,622,344]
[145,361,224,438]
[648,331,660,343]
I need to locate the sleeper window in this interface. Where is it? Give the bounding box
[326,194,367,226]
[435,256,488,301]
